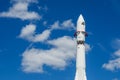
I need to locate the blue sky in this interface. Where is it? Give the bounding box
[0,0,120,80]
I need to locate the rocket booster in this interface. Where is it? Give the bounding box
[74,14,87,80]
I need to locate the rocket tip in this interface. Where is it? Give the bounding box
[79,14,83,17]
[77,14,84,22]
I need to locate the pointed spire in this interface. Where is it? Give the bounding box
[77,14,85,23]
[77,14,85,31]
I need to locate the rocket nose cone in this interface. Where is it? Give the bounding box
[77,14,85,31]
[77,14,85,23]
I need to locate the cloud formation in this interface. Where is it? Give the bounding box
[22,36,76,73]
[85,43,91,53]
[19,19,76,42]
[103,39,120,71]
[0,0,40,20]
[51,19,75,30]
[21,36,91,73]
[19,24,51,42]
[12,0,38,3]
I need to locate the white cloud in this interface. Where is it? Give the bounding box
[33,30,51,42]
[19,24,35,41]
[103,57,120,71]
[0,0,40,20]
[21,36,91,73]
[51,19,75,30]
[62,19,75,29]
[114,49,120,57]
[103,49,120,71]
[85,43,91,53]
[103,39,120,71]
[38,6,48,12]
[51,21,59,29]
[22,36,76,73]
[19,24,51,42]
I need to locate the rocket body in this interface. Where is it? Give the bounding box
[74,14,87,80]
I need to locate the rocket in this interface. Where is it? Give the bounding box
[74,14,87,80]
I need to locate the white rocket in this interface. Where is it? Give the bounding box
[74,14,87,80]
